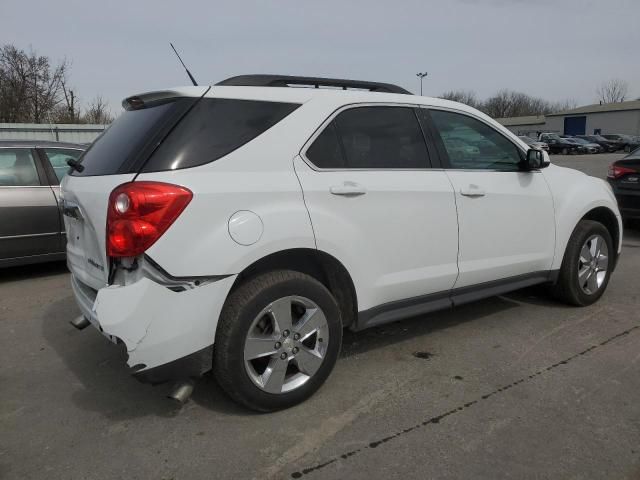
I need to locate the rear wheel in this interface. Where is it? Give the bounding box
[552,220,613,306]
[213,270,342,412]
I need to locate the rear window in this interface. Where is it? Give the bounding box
[141,98,300,172]
[71,98,194,176]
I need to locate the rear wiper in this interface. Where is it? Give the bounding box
[67,159,84,173]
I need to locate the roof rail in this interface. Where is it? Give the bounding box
[215,74,412,95]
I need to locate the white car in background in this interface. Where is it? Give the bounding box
[61,75,622,411]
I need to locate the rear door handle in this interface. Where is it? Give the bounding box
[330,182,367,197]
[460,185,486,197]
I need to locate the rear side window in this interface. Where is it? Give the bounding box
[142,99,300,172]
[72,100,186,176]
[305,106,429,169]
[0,149,40,186]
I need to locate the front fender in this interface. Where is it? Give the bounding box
[543,165,622,270]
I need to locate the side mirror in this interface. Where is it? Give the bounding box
[525,148,550,170]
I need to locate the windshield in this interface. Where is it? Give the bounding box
[572,138,589,144]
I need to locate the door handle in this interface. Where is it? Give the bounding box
[460,185,486,197]
[330,182,367,197]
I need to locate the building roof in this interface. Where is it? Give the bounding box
[495,115,546,126]
[547,100,640,117]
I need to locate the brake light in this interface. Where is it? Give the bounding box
[107,182,192,257]
[607,164,637,179]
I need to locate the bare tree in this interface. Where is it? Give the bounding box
[439,90,479,108]
[82,95,113,124]
[596,79,628,104]
[549,98,578,113]
[0,44,69,123]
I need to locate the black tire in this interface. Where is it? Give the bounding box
[213,270,342,412]
[551,220,614,306]
[562,148,569,155]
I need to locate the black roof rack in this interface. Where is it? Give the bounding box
[215,74,412,95]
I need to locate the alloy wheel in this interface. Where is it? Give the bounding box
[243,296,329,394]
[577,234,609,295]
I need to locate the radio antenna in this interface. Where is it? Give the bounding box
[169,42,198,86]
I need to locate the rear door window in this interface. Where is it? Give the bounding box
[305,106,430,169]
[42,148,83,182]
[0,149,40,186]
[142,98,300,172]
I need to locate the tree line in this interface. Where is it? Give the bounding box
[439,79,631,118]
[0,44,113,124]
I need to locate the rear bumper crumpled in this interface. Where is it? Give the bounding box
[71,273,237,382]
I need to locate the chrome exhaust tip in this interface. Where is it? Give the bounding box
[168,379,195,404]
[70,316,91,330]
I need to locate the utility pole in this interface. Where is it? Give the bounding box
[416,72,428,96]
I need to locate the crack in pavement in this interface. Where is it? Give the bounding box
[289,324,640,478]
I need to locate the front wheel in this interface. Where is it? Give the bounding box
[213,270,342,412]
[551,220,613,306]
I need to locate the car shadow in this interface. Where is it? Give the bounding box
[339,285,565,358]
[39,278,568,418]
[41,295,250,419]
[0,260,68,283]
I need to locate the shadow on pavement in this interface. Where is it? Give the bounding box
[36,261,575,417]
[0,260,68,284]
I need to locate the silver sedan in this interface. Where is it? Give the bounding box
[0,140,85,267]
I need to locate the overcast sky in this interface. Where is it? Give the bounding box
[3,0,639,115]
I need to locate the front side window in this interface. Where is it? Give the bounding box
[430,110,522,170]
[43,148,83,182]
[305,106,429,169]
[0,149,40,186]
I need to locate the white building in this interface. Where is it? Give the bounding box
[0,123,107,143]
[497,100,640,138]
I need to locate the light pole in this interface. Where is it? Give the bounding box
[416,72,428,95]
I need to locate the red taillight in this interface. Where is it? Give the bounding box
[107,181,192,257]
[608,164,637,179]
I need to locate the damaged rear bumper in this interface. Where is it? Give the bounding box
[70,272,237,383]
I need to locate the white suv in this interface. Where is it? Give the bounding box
[62,75,622,411]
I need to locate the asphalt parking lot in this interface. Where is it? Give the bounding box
[1,153,639,480]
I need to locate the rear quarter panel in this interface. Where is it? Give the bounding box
[138,102,327,277]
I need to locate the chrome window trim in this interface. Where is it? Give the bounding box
[299,102,436,172]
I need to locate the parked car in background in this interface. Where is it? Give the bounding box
[0,140,85,267]
[601,134,634,151]
[624,136,640,153]
[518,136,549,151]
[539,134,581,154]
[608,146,640,220]
[568,137,601,154]
[576,135,618,152]
[61,75,621,411]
